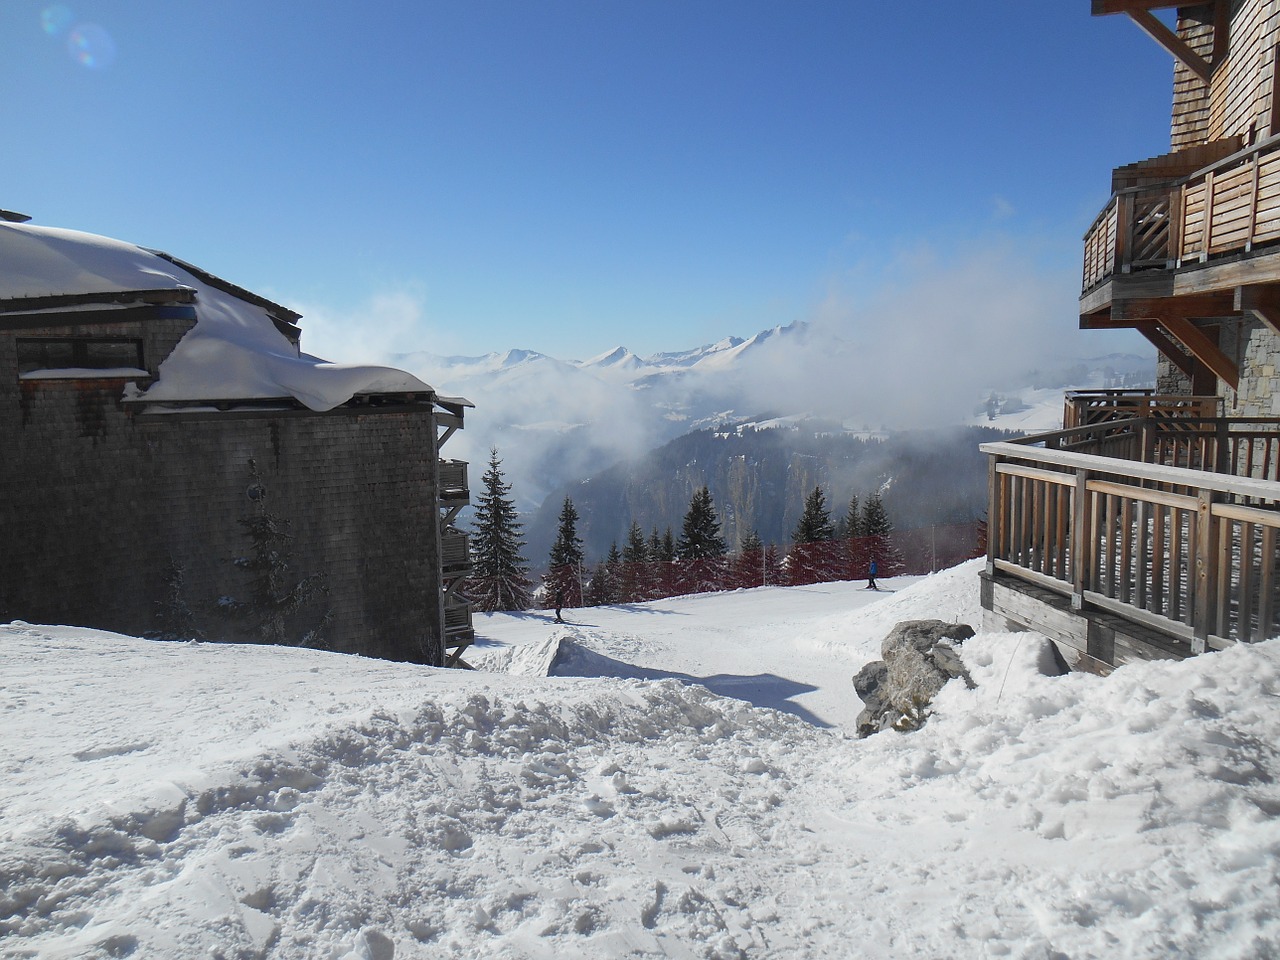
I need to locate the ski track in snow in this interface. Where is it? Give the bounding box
[2,561,1279,959]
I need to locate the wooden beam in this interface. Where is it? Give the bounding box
[1271,45,1280,137]
[1110,293,1236,322]
[1212,0,1230,65]
[1127,8,1214,83]
[1235,284,1280,334]
[1162,316,1240,390]
[1092,0,1185,14]
[1135,322,1195,378]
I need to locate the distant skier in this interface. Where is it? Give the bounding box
[554,587,565,623]
[866,559,878,591]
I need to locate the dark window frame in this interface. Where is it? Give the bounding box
[16,337,145,376]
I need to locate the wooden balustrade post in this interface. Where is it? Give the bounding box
[1192,487,1217,654]
[986,455,999,575]
[1214,419,1231,474]
[1140,418,1156,464]
[1169,183,1184,268]
[1116,192,1133,275]
[1072,467,1090,611]
[1202,170,1216,262]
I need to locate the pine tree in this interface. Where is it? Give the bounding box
[585,559,610,606]
[467,447,532,612]
[792,486,836,544]
[677,486,727,593]
[789,486,838,584]
[734,529,765,588]
[677,487,727,560]
[763,543,783,585]
[841,493,863,580]
[150,556,203,640]
[660,527,677,562]
[621,521,651,601]
[547,496,585,607]
[839,495,861,540]
[861,491,904,576]
[648,527,663,558]
[604,542,623,603]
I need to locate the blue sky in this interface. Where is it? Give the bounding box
[3,1,1173,361]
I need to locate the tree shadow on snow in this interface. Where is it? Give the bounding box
[549,644,829,728]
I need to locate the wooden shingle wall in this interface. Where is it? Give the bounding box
[0,331,445,664]
[1173,0,1280,148]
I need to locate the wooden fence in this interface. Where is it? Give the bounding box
[1082,136,1280,292]
[983,418,1280,651]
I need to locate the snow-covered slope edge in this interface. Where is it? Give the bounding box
[3,565,1278,958]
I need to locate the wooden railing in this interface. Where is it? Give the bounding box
[1062,390,1220,429]
[1082,136,1280,293]
[438,460,469,501]
[983,417,1280,651]
[441,529,471,572]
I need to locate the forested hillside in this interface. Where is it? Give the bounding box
[524,423,1014,564]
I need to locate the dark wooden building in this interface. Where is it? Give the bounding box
[981,1,1280,670]
[0,214,474,665]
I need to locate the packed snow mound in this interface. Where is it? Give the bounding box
[4,564,1280,958]
[0,223,431,411]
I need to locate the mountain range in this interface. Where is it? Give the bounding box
[392,321,1154,530]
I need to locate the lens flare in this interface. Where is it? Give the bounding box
[67,23,116,69]
[41,4,73,36]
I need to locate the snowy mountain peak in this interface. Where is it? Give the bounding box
[581,346,643,370]
[498,348,547,368]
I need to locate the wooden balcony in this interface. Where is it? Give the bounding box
[1063,390,1221,429]
[440,528,472,574]
[438,459,469,506]
[443,599,475,667]
[1082,136,1280,302]
[982,409,1280,671]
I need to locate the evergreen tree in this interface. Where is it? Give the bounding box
[677,487,727,593]
[790,486,838,584]
[792,486,836,544]
[621,521,651,601]
[841,493,863,580]
[763,543,783,585]
[547,496,586,607]
[467,447,532,612]
[660,528,677,562]
[677,487,727,560]
[648,527,663,558]
[839,494,861,540]
[861,492,904,576]
[604,542,623,603]
[585,558,611,606]
[734,529,765,588]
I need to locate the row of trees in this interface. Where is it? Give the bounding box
[465,448,922,613]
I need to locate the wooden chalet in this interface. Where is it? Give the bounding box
[981,1,1280,671]
[0,215,476,666]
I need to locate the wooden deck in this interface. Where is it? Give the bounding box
[982,412,1280,665]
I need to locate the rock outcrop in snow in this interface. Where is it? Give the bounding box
[853,619,978,737]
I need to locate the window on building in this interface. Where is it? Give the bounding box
[16,337,145,376]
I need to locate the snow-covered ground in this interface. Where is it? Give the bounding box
[3,561,1279,959]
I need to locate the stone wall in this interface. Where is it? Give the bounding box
[0,353,444,663]
[1232,315,1280,417]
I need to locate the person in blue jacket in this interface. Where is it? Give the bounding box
[866,559,878,591]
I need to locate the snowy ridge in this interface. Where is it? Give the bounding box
[4,564,1279,957]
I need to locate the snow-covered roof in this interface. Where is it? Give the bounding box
[0,222,439,413]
